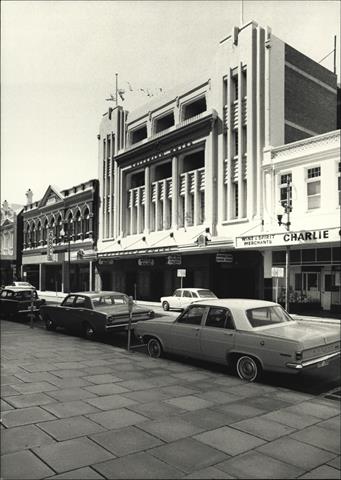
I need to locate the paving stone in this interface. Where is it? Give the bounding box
[150,437,229,473]
[116,379,159,391]
[47,377,94,388]
[85,366,119,375]
[179,408,231,430]
[33,436,114,473]
[259,409,321,429]
[159,384,200,397]
[213,401,266,422]
[20,363,57,372]
[1,449,55,479]
[128,400,187,419]
[213,376,244,387]
[14,371,61,384]
[9,381,58,394]
[1,374,26,385]
[231,416,295,441]
[90,425,163,456]
[122,388,173,403]
[92,451,184,479]
[171,372,212,382]
[1,406,56,427]
[283,401,341,419]
[47,387,97,402]
[1,398,14,411]
[164,394,214,411]
[257,437,335,470]
[84,374,123,384]
[290,424,340,454]
[318,416,341,433]
[49,369,87,378]
[185,466,234,478]
[298,465,341,478]
[194,390,241,405]
[227,383,271,398]
[87,407,148,429]
[270,390,314,404]
[194,426,265,456]
[4,392,56,408]
[86,394,137,410]
[327,456,341,470]
[0,385,21,396]
[37,415,106,441]
[43,400,101,418]
[46,466,105,479]
[241,395,292,411]
[147,375,181,387]
[51,361,86,370]
[138,415,204,442]
[85,383,129,395]
[1,424,57,454]
[216,451,304,478]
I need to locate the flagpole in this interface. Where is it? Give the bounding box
[115,73,118,107]
[240,0,244,26]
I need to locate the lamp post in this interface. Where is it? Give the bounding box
[60,225,71,293]
[277,177,292,312]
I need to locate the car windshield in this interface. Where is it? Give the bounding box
[197,289,216,298]
[246,306,293,328]
[92,294,129,307]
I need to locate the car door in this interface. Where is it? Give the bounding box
[168,305,207,358]
[199,307,236,364]
[56,295,77,328]
[0,290,16,317]
[180,290,193,309]
[170,289,182,309]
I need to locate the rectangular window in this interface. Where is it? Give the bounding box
[234,130,239,157]
[307,167,321,210]
[233,183,239,218]
[233,76,239,101]
[338,162,341,206]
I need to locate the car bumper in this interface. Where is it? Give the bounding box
[286,351,340,370]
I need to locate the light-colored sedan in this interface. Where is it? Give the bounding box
[135,299,341,382]
[160,288,217,311]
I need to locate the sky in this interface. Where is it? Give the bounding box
[1,0,340,205]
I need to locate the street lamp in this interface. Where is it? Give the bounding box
[60,225,71,293]
[277,177,292,313]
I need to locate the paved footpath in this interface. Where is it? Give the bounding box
[1,320,340,479]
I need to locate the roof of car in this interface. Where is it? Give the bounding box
[175,288,213,292]
[193,298,279,309]
[3,286,36,291]
[66,291,127,298]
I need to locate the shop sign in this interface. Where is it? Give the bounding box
[177,269,186,277]
[236,227,341,249]
[137,258,154,266]
[216,253,233,263]
[167,255,182,265]
[98,258,114,265]
[47,229,54,261]
[271,267,284,278]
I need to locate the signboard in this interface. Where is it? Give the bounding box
[137,258,154,266]
[236,227,341,249]
[271,267,284,278]
[216,253,233,263]
[167,255,182,265]
[177,269,186,277]
[46,229,54,261]
[98,258,114,265]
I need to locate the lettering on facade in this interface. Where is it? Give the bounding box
[236,228,337,249]
[46,230,54,261]
[216,253,233,263]
[137,258,154,266]
[167,255,182,265]
[283,230,329,242]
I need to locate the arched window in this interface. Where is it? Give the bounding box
[42,219,49,245]
[83,208,90,238]
[25,223,30,247]
[36,221,42,245]
[31,223,36,247]
[66,212,73,239]
[75,210,82,239]
[50,217,55,243]
[56,215,62,243]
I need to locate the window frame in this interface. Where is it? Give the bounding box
[176,305,207,326]
[204,307,235,330]
[306,166,321,210]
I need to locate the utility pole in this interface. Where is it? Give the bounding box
[334,35,337,75]
[277,177,292,312]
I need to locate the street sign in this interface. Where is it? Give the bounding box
[216,253,233,263]
[272,267,284,278]
[167,255,182,265]
[177,269,186,277]
[137,258,154,266]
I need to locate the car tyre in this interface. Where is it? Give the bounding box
[147,338,163,358]
[83,322,96,340]
[236,355,261,382]
[162,301,170,311]
[45,316,56,331]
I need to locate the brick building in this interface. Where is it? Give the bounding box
[96,21,338,306]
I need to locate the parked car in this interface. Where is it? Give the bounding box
[135,298,341,382]
[40,291,155,339]
[0,287,45,321]
[160,288,217,311]
[5,281,36,289]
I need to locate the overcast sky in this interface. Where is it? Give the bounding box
[1,0,340,205]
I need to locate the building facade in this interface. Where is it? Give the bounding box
[22,181,99,292]
[96,21,338,307]
[0,201,23,286]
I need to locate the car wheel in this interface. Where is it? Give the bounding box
[162,301,170,311]
[147,338,163,358]
[236,355,261,382]
[45,317,56,331]
[83,322,96,339]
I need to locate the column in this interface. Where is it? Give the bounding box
[184,174,189,229]
[237,62,244,219]
[227,69,233,221]
[171,156,178,229]
[39,264,42,291]
[89,260,93,292]
[193,170,199,225]
[144,166,150,233]
[155,183,160,231]
[162,179,167,230]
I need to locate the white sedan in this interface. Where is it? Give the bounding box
[160,288,217,311]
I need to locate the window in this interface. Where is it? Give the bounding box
[307,167,321,210]
[63,295,76,306]
[74,296,88,308]
[183,290,192,298]
[234,130,239,157]
[182,97,206,121]
[174,290,181,297]
[233,183,239,218]
[177,306,206,325]
[154,112,174,133]
[131,125,147,144]
[246,306,293,328]
[205,307,234,329]
[280,173,292,209]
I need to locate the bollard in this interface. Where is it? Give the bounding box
[29,289,35,328]
[127,295,134,352]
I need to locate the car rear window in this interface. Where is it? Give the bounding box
[92,294,128,307]
[197,290,216,298]
[246,306,293,328]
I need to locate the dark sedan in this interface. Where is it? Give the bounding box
[0,287,45,321]
[40,291,155,339]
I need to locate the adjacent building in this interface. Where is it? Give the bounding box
[96,20,339,311]
[22,181,99,292]
[0,201,23,286]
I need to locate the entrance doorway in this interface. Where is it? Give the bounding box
[214,267,257,299]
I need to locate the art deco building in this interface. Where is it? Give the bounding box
[96,21,338,307]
